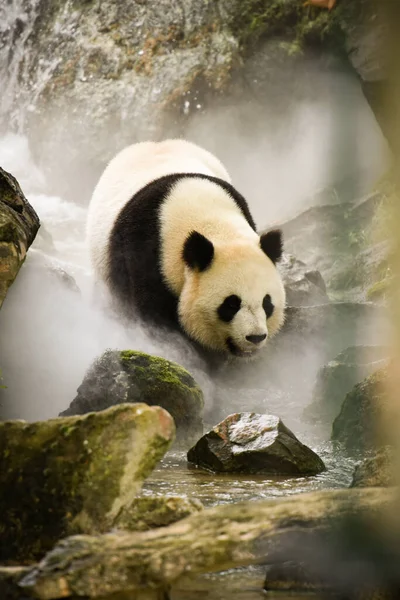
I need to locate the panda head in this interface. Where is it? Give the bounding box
[178,229,285,357]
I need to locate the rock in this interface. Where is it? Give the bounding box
[282,303,386,353]
[331,367,388,454]
[19,488,393,598]
[0,167,40,310]
[116,496,203,532]
[0,0,384,197]
[0,403,175,563]
[61,350,204,448]
[280,192,388,302]
[187,413,325,475]
[351,447,393,488]
[305,345,389,424]
[278,253,329,307]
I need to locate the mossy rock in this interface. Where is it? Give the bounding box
[116,495,203,531]
[0,403,175,563]
[331,367,389,454]
[61,350,204,448]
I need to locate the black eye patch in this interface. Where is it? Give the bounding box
[217,294,241,322]
[263,294,274,319]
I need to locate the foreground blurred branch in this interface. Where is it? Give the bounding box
[20,487,394,599]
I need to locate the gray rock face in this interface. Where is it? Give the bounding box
[351,447,393,488]
[280,192,388,302]
[305,345,388,425]
[279,253,329,307]
[187,412,325,475]
[0,0,239,195]
[61,350,204,447]
[331,367,388,454]
[0,0,385,197]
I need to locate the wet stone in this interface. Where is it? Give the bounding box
[61,350,204,448]
[187,412,325,475]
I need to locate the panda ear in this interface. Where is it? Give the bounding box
[260,229,283,264]
[183,231,214,271]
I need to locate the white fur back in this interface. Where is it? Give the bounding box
[86,140,231,279]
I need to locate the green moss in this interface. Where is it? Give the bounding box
[0,404,174,563]
[119,350,203,405]
[228,0,361,57]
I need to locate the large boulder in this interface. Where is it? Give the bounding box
[331,367,388,454]
[305,345,388,425]
[0,403,175,562]
[61,350,204,448]
[187,412,325,475]
[0,167,39,310]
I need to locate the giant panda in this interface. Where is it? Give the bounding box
[87,139,286,358]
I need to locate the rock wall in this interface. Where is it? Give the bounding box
[0,0,382,197]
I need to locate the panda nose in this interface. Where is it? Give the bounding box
[246,334,267,345]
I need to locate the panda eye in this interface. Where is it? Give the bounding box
[217,294,241,322]
[263,294,274,319]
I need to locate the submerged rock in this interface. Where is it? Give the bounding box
[351,447,394,488]
[0,403,174,563]
[0,167,40,310]
[279,253,329,307]
[187,413,325,475]
[305,345,388,424]
[331,367,388,454]
[61,350,204,447]
[116,496,203,531]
